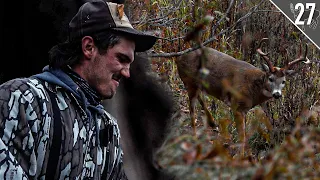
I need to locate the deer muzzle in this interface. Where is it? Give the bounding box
[272,92,282,99]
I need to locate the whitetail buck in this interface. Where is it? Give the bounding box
[176,38,309,144]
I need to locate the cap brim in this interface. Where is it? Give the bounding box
[111,27,157,52]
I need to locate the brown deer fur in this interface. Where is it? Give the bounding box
[176,39,308,147]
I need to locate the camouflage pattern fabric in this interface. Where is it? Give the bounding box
[0,77,126,179]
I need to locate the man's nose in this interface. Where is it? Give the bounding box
[121,68,130,78]
[273,92,282,99]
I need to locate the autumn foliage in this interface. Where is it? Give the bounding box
[126,0,320,179]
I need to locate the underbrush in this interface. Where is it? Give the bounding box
[155,104,320,179]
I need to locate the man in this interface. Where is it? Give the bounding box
[0,0,157,179]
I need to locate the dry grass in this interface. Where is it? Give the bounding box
[150,52,320,179]
[127,0,320,178]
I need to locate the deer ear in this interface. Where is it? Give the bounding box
[262,63,270,72]
[285,69,295,76]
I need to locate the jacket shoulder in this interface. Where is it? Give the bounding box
[0,77,48,102]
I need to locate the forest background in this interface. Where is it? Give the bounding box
[125,0,320,179]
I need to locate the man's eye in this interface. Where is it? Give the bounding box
[118,57,126,63]
[117,54,131,64]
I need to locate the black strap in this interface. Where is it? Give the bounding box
[46,90,62,179]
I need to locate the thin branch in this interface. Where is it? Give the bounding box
[204,0,266,46]
[131,0,183,26]
[212,0,235,34]
[255,10,281,13]
[149,0,266,58]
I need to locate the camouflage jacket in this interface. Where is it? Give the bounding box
[0,67,127,179]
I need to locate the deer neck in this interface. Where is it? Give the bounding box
[252,72,273,107]
[261,74,273,99]
[262,88,273,98]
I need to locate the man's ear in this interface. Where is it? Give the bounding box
[262,63,270,73]
[82,36,95,59]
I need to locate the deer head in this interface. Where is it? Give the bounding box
[256,38,309,99]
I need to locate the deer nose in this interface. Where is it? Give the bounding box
[273,92,282,99]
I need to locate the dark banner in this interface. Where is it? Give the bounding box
[270,0,320,49]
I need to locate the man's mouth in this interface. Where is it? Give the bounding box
[112,74,122,83]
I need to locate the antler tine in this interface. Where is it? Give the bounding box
[285,49,290,66]
[286,43,309,69]
[256,38,274,71]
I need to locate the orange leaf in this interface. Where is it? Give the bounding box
[117,4,124,19]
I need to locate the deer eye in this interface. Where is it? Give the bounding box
[269,77,273,82]
[282,81,285,84]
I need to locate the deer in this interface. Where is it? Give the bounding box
[176,38,309,151]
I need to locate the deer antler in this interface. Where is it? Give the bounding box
[256,38,274,72]
[285,41,309,70]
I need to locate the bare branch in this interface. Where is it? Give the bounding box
[149,0,266,58]
[131,0,183,27]
[211,0,235,34]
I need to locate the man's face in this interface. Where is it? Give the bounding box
[86,37,135,99]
